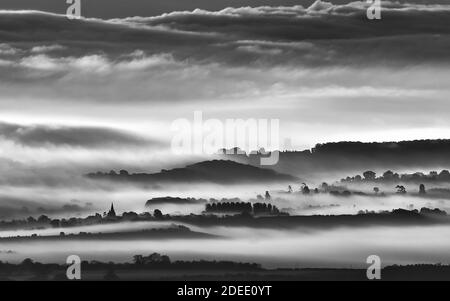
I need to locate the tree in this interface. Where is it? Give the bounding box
[363,171,376,180]
[419,184,426,195]
[21,258,34,266]
[265,191,271,201]
[27,216,37,223]
[148,253,163,263]
[153,209,163,219]
[37,215,51,224]
[396,185,406,194]
[411,172,425,181]
[161,255,171,264]
[50,219,60,228]
[439,170,450,180]
[382,170,394,180]
[133,255,144,265]
[301,183,310,194]
[373,187,379,194]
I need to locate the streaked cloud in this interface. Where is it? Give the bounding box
[0,122,161,148]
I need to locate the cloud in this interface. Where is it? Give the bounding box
[30,44,65,53]
[0,122,161,148]
[0,1,448,69]
[0,43,21,55]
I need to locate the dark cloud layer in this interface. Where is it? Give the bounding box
[0,1,448,69]
[0,1,447,104]
[0,122,159,148]
[0,0,446,18]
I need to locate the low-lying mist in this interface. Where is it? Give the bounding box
[3,177,450,220]
[2,224,450,269]
[270,192,450,216]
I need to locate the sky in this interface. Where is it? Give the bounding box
[0,0,449,175]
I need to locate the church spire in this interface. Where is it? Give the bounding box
[107,202,116,218]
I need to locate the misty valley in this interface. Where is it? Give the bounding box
[3,141,450,280]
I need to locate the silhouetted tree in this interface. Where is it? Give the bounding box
[119,170,129,176]
[22,258,34,267]
[148,253,163,263]
[133,255,144,265]
[265,191,271,201]
[396,185,407,194]
[37,215,51,224]
[363,171,376,180]
[301,183,310,194]
[373,187,380,194]
[50,219,60,228]
[153,209,163,219]
[161,255,171,264]
[439,170,450,180]
[27,217,36,223]
[383,170,394,180]
[419,184,426,195]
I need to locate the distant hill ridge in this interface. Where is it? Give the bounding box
[87,160,298,184]
[219,139,450,175]
[222,139,450,156]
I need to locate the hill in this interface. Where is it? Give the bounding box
[87,160,298,184]
[219,139,450,177]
